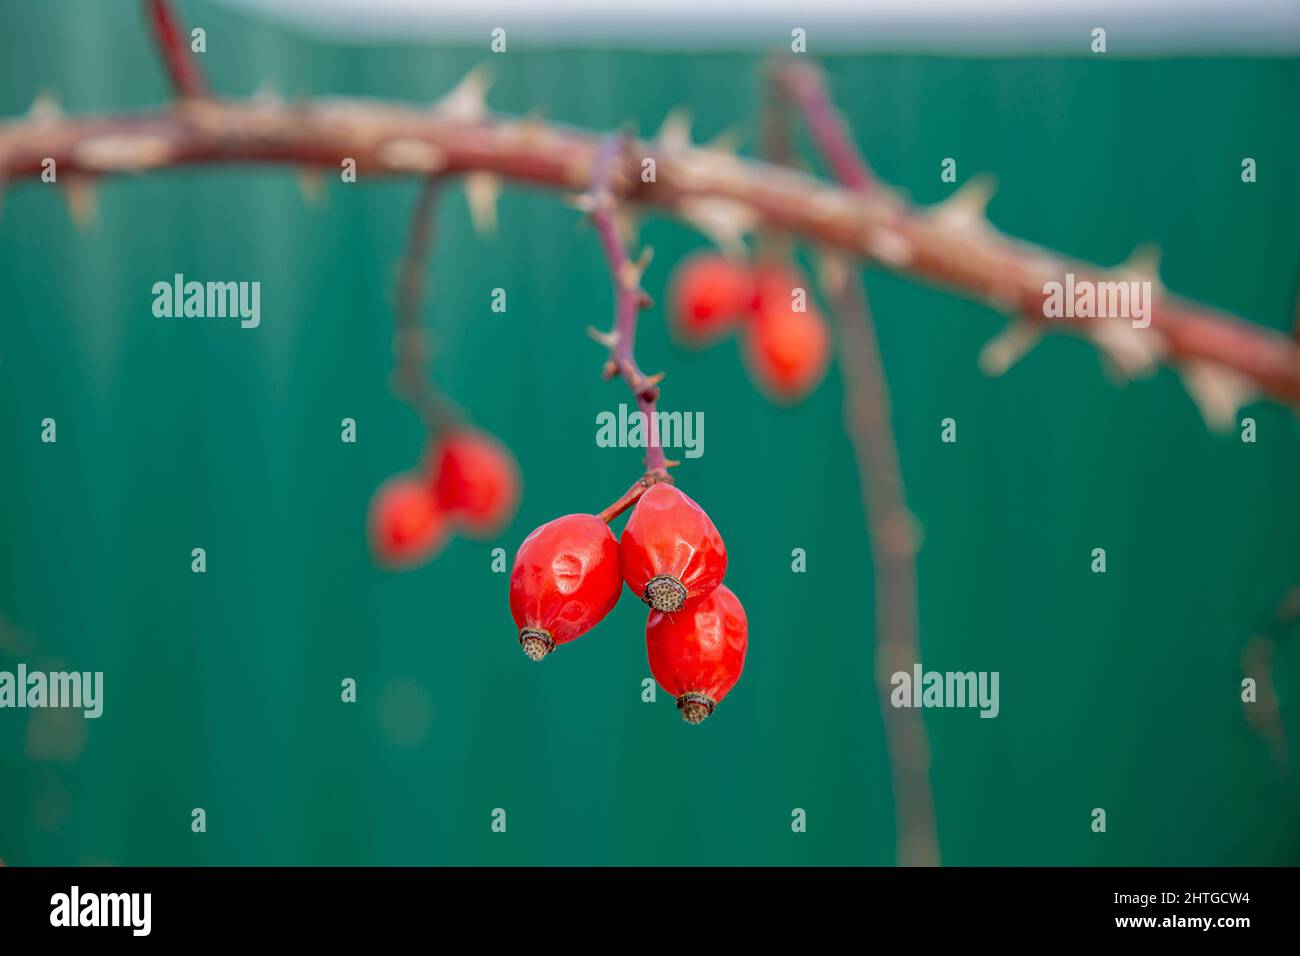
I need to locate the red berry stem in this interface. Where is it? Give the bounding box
[584,134,670,478]
[596,472,673,525]
[769,65,938,867]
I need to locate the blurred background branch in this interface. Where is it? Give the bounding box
[3,84,1299,414]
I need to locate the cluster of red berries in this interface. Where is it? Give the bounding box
[369,428,521,567]
[509,483,748,724]
[670,252,831,403]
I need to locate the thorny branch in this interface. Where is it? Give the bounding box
[584,133,674,522]
[3,99,1300,417]
[829,266,939,867]
[770,60,938,866]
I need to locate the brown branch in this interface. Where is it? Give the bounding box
[2,96,1299,409]
[1293,270,1300,343]
[1241,585,1300,773]
[392,176,459,434]
[830,267,939,867]
[756,63,796,264]
[775,60,939,866]
[143,0,208,99]
[584,133,674,520]
[777,60,876,193]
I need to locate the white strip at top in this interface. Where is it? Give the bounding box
[210,0,1300,55]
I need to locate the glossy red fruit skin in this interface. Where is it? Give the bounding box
[620,483,727,612]
[368,475,448,567]
[647,584,748,721]
[670,253,755,345]
[509,514,623,657]
[430,429,520,538]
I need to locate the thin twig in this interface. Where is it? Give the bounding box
[585,134,672,511]
[1241,585,1300,773]
[3,99,1296,411]
[1293,271,1300,343]
[774,60,940,866]
[143,0,208,99]
[393,176,458,433]
[597,473,669,524]
[777,60,876,193]
[831,269,940,867]
[757,61,796,263]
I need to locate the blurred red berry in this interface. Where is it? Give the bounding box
[510,513,623,661]
[670,253,755,346]
[368,475,448,567]
[744,307,831,403]
[430,428,520,538]
[751,262,806,314]
[619,483,727,613]
[646,583,749,724]
[744,264,830,403]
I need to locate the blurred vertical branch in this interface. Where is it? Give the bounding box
[144,0,208,99]
[393,176,459,433]
[1293,274,1300,342]
[771,60,939,866]
[1242,586,1300,773]
[827,265,939,866]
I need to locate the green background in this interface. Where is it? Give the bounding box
[2,0,1298,866]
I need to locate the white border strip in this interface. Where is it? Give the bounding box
[211,0,1300,54]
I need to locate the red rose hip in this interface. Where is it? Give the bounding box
[745,263,831,403]
[647,584,748,724]
[509,513,623,661]
[670,253,755,345]
[430,428,520,538]
[619,483,727,613]
[368,475,448,567]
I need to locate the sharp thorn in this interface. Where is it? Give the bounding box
[931,173,997,230]
[298,168,325,207]
[464,173,500,237]
[655,107,693,153]
[28,91,61,123]
[1182,362,1255,433]
[586,326,619,349]
[978,321,1041,377]
[566,193,597,214]
[63,176,97,229]
[435,66,492,122]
